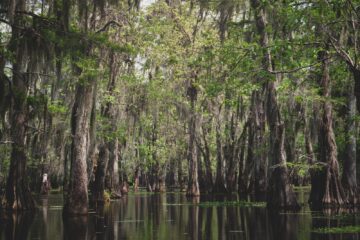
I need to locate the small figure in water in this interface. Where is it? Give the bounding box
[41,173,51,195]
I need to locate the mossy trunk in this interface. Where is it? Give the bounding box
[250,0,299,209]
[200,124,214,191]
[186,82,200,197]
[342,84,358,204]
[106,139,121,198]
[351,68,360,186]
[2,4,35,210]
[92,144,110,203]
[352,68,360,114]
[267,123,299,210]
[309,51,346,207]
[251,92,267,200]
[213,121,227,193]
[63,80,95,215]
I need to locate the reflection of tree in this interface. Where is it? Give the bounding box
[226,205,240,237]
[63,215,88,240]
[216,206,225,239]
[119,195,129,240]
[246,208,268,240]
[204,207,213,239]
[1,212,34,240]
[188,197,199,240]
[310,207,359,240]
[93,204,110,240]
[268,211,299,240]
[149,194,161,238]
[41,197,49,239]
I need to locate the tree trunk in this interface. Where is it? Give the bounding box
[134,166,140,192]
[197,147,207,192]
[63,142,71,198]
[251,92,267,200]
[63,80,95,215]
[92,143,109,203]
[178,147,184,190]
[237,123,248,193]
[225,115,237,193]
[309,51,346,207]
[2,5,36,210]
[341,84,358,204]
[200,124,213,191]
[304,112,320,202]
[250,0,299,209]
[351,68,360,186]
[86,87,97,184]
[106,139,121,198]
[186,82,200,197]
[352,68,360,114]
[213,121,227,193]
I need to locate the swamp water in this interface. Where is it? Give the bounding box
[0,190,359,240]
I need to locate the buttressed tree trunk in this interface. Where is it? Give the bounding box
[2,0,35,210]
[250,0,299,210]
[92,143,110,203]
[309,50,346,207]
[186,81,200,197]
[63,77,95,215]
[342,86,358,204]
[351,68,360,187]
[251,92,267,200]
[213,120,227,193]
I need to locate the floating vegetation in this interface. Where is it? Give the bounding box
[48,206,63,210]
[313,226,360,234]
[164,201,266,208]
[115,219,144,223]
[49,188,63,194]
[293,186,311,191]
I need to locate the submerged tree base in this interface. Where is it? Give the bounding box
[1,181,36,211]
[267,166,300,211]
[63,198,89,216]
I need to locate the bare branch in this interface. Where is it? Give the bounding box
[96,20,122,33]
[327,34,355,67]
[268,57,331,74]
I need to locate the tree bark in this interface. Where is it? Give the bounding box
[200,122,213,191]
[309,50,346,207]
[351,68,360,187]
[250,0,299,209]
[186,82,200,197]
[92,143,109,203]
[352,68,360,114]
[251,92,267,200]
[213,120,227,193]
[133,166,140,192]
[341,83,358,204]
[225,115,237,193]
[63,79,95,215]
[2,2,36,210]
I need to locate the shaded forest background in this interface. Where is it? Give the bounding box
[0,0,359,213]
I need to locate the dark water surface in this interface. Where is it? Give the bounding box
[0,191,359,240]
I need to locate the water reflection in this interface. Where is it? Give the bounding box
[0,192,359,240]
[0,211,34,240]
[63,215,88,240]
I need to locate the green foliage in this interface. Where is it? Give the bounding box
[48,101,68,114]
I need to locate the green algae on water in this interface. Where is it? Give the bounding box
[164,201,266,207]
[313,225,360,234]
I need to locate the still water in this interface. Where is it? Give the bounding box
[0,191,359,240]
